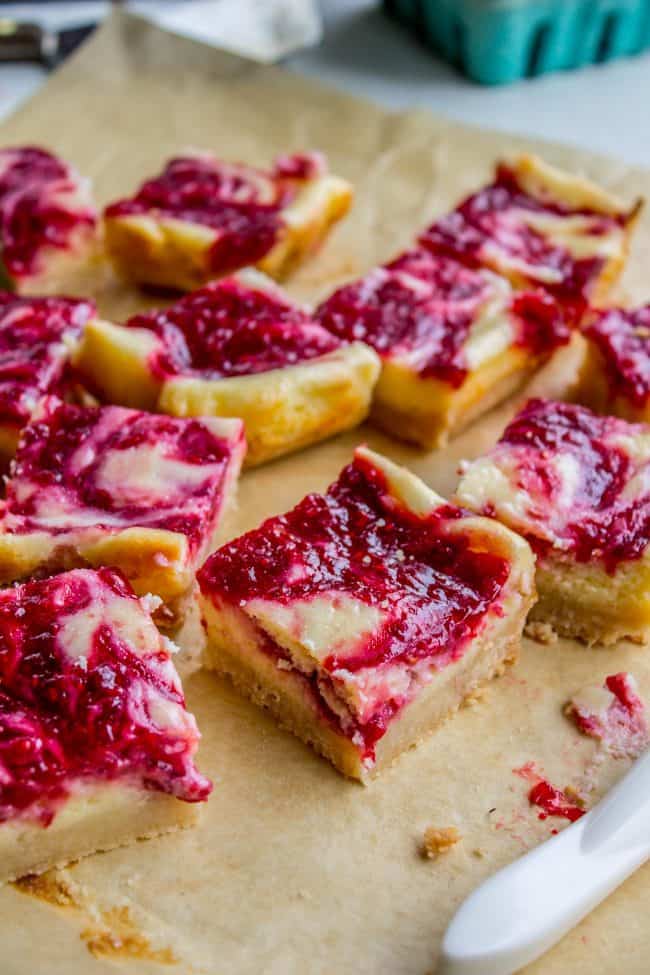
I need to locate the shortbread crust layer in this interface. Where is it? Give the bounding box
[199,447,535,778]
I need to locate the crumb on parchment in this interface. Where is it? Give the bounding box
[463,685,487,708]
[563,785,586,808]
[421,826,461,859]
[525,621,558,645]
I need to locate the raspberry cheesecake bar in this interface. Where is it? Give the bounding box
[420,155,641,318]
[456,398,650,645]
[0,293,94,463]
[73,272,379,466]
[316,247,569,448]
[0,398,245,623]
[0,567,211,882]
[573,306,650,422]
[198,447,535,780]
[103,151,352,290]
[0,146,97,294]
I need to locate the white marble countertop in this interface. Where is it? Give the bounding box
[0,0,649,166]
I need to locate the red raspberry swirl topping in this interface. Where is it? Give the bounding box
[317,249,568,387]
[480,399,650,573]
[127,277,341,380]
[0,293,93,429]
[105,152,324,273]
[199,450,511,759]
[4,398,242,549]
[583,306,650,408]
[0,146,97,280]
[419,163,626,315]
[0,568,211,825]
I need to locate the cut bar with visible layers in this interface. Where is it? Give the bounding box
[103,151,352,290]
[317,247,570,448]
[198,447,536,780]
[0,146,98,294]
[574,305,650,422]
[419,154,641,318]
[0,397,245,624]
[0,567,211,881]
[73,271,379,466]
[456,398,650,645]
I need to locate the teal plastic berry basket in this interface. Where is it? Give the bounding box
[384,0,650,84]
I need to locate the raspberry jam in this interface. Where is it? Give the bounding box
[583,306,650,408]
[528,781,585,823]
[0,567,211,825]
[567,673,648,759]
[127,277,341,380]
[484,399,650,573]
[419,163,625,313]
[0,294,93,429]
[199,450,511,759]
[0,147,97,281]
[316,249,568,387]
[105,152,322,273]
[4,398,244,549]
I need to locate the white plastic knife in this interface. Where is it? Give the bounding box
[438,748,650,975]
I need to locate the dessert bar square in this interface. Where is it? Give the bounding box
[73,271,379,466]
[103,151,352,290]
[0,397,245,624]
[0,292,94,463]
[198,447,535,780]
[316,247,570,448]
[456,398,650,645]
[0,147,97,294]
[573,305,650,422]
[419,154,641,318]
[0,567,210,882]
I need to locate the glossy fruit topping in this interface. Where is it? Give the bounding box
[419,162,627,312]
[0,567,211,824]
[462,398,650,573]
[583,306,650,407]
[2,398,244,547]
[0,293,93,429]
[105,152,324,273]
[0,146,97,281]
[200,449,511,758]
[316,249,568,387]
[127,277,341,380]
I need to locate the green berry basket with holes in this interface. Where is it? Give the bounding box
[383,0,650,84]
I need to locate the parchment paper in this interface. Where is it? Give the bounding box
[2,13,650,974]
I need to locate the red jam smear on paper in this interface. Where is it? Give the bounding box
[0,293,94,427]
[6,399,240,547]
[584,306,650,408]
[0,568,211,825]
[316,248,568,387]
[199,450,511,758]
[528,781,585,823]
[127,277,341,380]
[0,147,96,280]
[105,152,323,273]
[568,672,649,758]
[419,162,624,312]
[497,398,650,572]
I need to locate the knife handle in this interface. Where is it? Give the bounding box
[0,20,53,63]
[439,749,650,975]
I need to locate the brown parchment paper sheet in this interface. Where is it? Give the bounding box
[2,12,650,974]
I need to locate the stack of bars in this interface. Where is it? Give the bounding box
[0,137,645,888]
